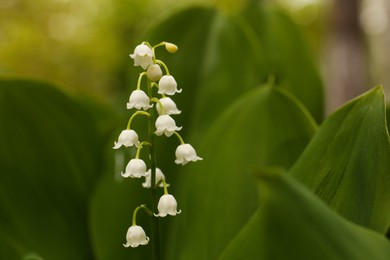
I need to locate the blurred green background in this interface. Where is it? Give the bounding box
[1,0,390,108]
[1,0,390,259]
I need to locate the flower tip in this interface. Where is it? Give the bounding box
[121,172,129,178]
[113,142,121,149]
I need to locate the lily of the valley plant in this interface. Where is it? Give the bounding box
[113,41,202,253]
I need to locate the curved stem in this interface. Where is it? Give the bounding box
[137,72,147,90]
[127,111,150,130]
[132,205,153,226]
[152,42,166,62]
[132,204,145,226]
[155,60,170,75]
[135,141,151,159]
[174,131,185,145]
[151,97,165,115]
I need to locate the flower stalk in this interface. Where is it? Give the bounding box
[114,41,202,259]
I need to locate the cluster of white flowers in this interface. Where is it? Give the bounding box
[113,41,202,248]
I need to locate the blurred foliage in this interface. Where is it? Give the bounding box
[0,0,330,102]
[1,0,390,260]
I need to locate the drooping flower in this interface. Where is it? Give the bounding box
[121,159,147,178]
[127,90,152,110]
[146,64,163,82]
[113,130,140,149]
[123,225,150,248]
[158,75,182,95]
[156,97,181,115]
[142,168,169,188]
[154,194,181,217]
[129,43,153,70]
[155,115,182,137]
[175,143,203,165]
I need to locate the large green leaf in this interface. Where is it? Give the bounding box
[290,86,390,233]
[166,85,317,259]
[0,79,103,259]
[145,6,266,142]
[241,4,324,122]
[219,169,390,259]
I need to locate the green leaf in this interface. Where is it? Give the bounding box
[0,79,102,259]
[145,6,266,142]
[89,170,154,260]
[241,4,324,122]
[167,85,317,259]
[219,169,390,260]
[290,86,390,233]
[386,105,390,133]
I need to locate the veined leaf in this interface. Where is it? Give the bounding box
[167,85,317,259]
[290,86,390,233]
[219,169,390,260]
[241,4,324,122]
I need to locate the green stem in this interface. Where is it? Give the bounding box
[137,72,147,90]
[126,111,150,130]
[151,97,165,115]
[147,78,161,260]
[152,42,165,62]
[174,131,185,145]
[135,141,151,159]
[155,60,170,75]
[162,179,168,195]
[132,205,153,226]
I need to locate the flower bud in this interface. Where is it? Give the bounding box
[147,64,163,82]
[164,42,178,53]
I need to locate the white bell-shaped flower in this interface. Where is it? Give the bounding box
[113,130,140,149]
[121,159,147,178]
[175,143,203,165]
[156,97,181,115]
[158,75,182,95]
[129,43,153,70]
[142,168,169,188]
[123,225,150,248]
[154,194,181,217]
[155,115,182,137]
[146,64,163,82]
[127,90,152,110]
